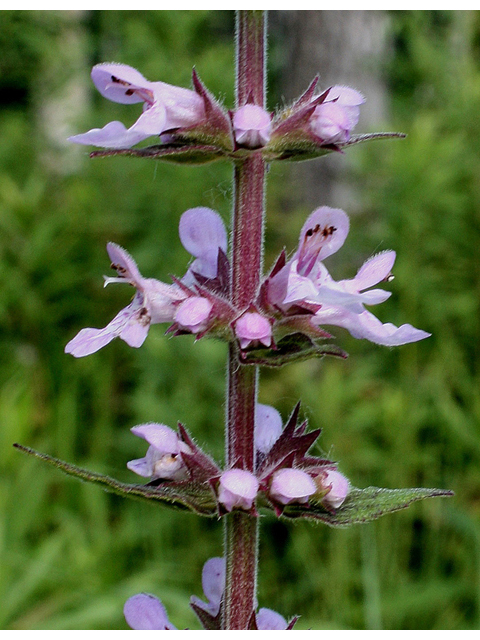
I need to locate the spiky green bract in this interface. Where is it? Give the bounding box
[278,485,454,527]
[13,443,218,517]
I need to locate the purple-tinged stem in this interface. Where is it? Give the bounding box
[223,10,266,630]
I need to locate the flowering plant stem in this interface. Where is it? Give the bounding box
[223,10,266,630]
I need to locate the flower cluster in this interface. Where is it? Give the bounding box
[66,204,429,359]
[69,63,368,161]
[55,53,445,633]
[124,556,292,630]
[126,402,349,518]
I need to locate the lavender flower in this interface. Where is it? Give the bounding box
[310,85,365,144]
[269,206,430,346]
[69,63,205,149]
[218,468,259,512]
[269,468,317,506]
[65,243,186,357]
[127,423,192,481]
[124,593,176,630]
[233,104,272,148]
[190,557,226,617]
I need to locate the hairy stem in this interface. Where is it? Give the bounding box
[223,9,266,630]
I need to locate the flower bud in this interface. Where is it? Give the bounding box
[234,310,272,350]
[218,468,259,512]
[269,468,317,505]
[317,468,350,508]
[174,296,213,334]
[233,104,272,148]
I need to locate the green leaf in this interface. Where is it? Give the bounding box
[13,444,217,517]
[90,143,226,165]
[264,132,406,163]
[239,333,348,367]
[279,485,454,527]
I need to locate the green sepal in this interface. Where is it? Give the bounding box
[90,143,226,165]
[278,485,454,527]
[239,332,348,367]
[13,443,217,517]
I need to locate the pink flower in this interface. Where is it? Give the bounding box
[234,310,272,350]
[69,63,205,149]
[233,104,272,148]
[317,469,349,508]
[218,468,259,512]
[127,423,191,481]
[65,243,186,357]
[310,85,365,144]
[269,468,317,506]
[124,593,176,630]
[268,206,430,347]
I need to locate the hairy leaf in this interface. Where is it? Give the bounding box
[14,444,217,517]
[280,485,454,527]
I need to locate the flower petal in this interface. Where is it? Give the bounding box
[91,63,153,104]
[313,307,431,346]
[353,250,396,290]
[179,207,227,258]
[65,295,149,357]
[68,120,150,149]
[131,423,181,453]
[107,242,144,285]
[296,207,350,273]
[201,557,226,615]
[255,404,283,455]
[256,608,288,630]
[124,593,176,630]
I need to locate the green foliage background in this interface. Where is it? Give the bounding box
[1,10,479,630]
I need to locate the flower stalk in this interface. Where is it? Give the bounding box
[223,10,266,630]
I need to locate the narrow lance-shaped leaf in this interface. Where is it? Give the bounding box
[279,485,454,527]
[13,443,218,517]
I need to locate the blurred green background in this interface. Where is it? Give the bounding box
[1,10,479,630]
